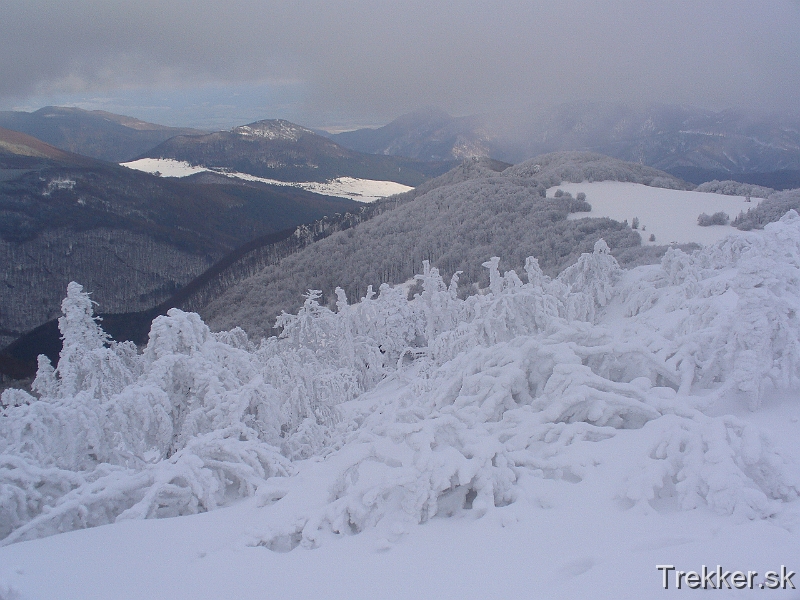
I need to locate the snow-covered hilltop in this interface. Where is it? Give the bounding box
[233,120,315,142]
[2,209,800,597]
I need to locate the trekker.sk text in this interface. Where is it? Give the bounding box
[656,565,796,590]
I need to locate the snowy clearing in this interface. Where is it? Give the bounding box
[119,157,208,178]
[120,158,412,203]
[549,181,756,246]
[3,213,800,599]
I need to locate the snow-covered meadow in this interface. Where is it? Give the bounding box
[549,181,761,246]
[2,210,800,599]
[121,158,412,203]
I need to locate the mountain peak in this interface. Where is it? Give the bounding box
[232,120,314,141]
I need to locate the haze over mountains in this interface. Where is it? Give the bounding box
[6,102,800,186]
[331,108,491,162]
[331,103,800,188]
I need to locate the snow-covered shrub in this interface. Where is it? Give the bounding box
[38,282,140,401]
[733,189,800,231]
[1,296,292,542]
[697,211,729,226]
[624,409,797,519]
[695,180,773,199]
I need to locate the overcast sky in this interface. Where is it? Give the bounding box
[2,0,799,129]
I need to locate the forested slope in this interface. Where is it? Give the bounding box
[0,134,358,349]
[200,153,689,339]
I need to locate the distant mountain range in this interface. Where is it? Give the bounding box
[330,104,800,188]
[0,127,358,351]
[331,108,491,162]
[5,103,799,189]
[141,119,456,186]
[0,106,204,163]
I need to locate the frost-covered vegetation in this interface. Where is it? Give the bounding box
[697,211,729,226]
[733,188,800,231]
[3,212,800,546]
[695,179,774,199]
[504,151,691,190]
[200,152,693,339]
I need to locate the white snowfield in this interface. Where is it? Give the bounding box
[120,158,412,203]
[3,214,800,599]
[550,181,759,246]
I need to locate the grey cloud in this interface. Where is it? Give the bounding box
[2,0,799,124]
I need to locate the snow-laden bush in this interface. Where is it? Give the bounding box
[695,179,773,199]
[3,215,800,546]
[697,211,730,226]
[640,211,800,407]
[733,188,800,231]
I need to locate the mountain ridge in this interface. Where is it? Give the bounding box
[0,106,205,163]
[330,103,800,187]
[331,107,491,161]
[142,118,456,186]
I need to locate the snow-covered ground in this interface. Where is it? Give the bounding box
[1,469,798,600]
[3,209,800,598]
[120,158,209,178]
[549,181,757,246]
[120,158,412,203]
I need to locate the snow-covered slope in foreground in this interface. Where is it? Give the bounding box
[3,214,800,599]
[121,158,412,203]
[550,181,758,245]
[1,475,798,600]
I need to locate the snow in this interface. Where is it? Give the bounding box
[291,176,412,202]
[120,158,412,203]
[549,181,755,245]
[1,487,797,600]
[3,212,800,599]
[232,121,313,141]
[120,157,208,178]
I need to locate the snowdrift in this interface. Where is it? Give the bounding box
[2,213,800,548]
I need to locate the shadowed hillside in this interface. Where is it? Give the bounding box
[143,119,455,186]
[0,129,359,349]
[0,106,205,162]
